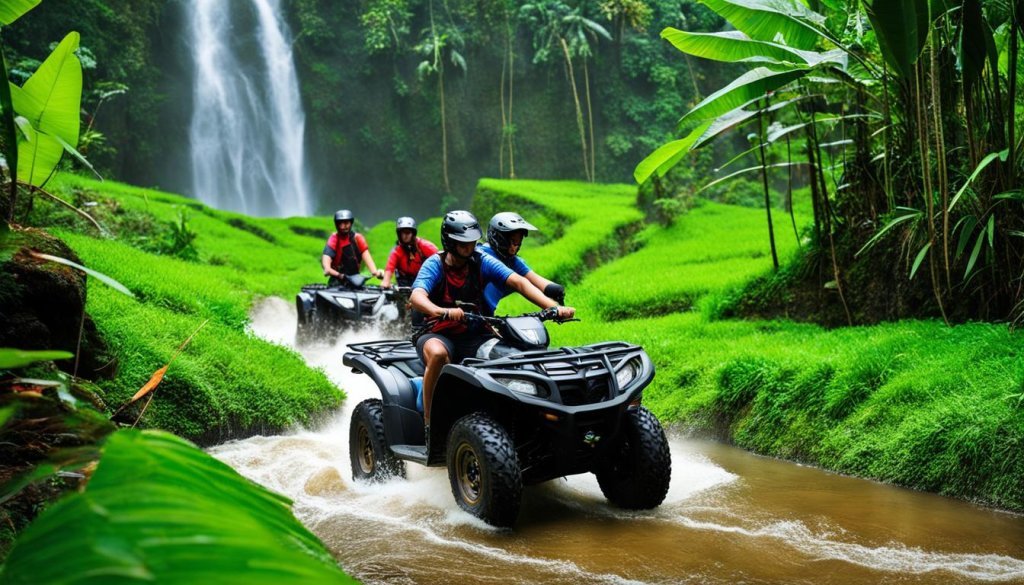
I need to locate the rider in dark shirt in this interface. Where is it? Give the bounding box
[321,209,383,285]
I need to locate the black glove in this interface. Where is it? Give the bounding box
[544,282,566,305]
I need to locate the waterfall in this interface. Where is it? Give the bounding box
[188,0,312,217]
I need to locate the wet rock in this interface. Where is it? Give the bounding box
[0,227,116,379]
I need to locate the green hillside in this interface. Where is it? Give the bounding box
[24,175,1024,511]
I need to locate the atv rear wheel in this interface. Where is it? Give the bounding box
[446,413,522,528]
[350,399,405,482]
[595,406,671,509]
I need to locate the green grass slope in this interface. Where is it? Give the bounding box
[473,179,644,283]
[32,175,343,443]
[469,179,1023,511]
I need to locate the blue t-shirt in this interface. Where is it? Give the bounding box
[478,244,531,312]
[412,252,515,309]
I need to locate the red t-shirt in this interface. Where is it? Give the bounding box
[323,232,369,259]
[385,238,438,277]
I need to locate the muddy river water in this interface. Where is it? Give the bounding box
[209,298,1024,584]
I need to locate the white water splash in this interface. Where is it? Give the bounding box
[188,0,311,217]
[212,297,1024,585]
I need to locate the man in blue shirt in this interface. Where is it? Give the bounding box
[479,212,565,313]
[410,210,574,431]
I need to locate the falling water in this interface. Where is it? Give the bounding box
[188,0,312,217]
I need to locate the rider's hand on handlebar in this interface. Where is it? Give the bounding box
[374,269,385,279]
[556,306,575,320]
[443,307,466,322]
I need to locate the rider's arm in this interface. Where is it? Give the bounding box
[409,255,458,320]
[410,288,448,319]
[506,274,575,318]
[525,271,553,291]
[322,254,340,278]
[506,274,557,309]
[381,269,394,288]
[356,249,380,278]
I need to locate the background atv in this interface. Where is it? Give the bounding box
[343,309,672,528]
[295,274,410,344]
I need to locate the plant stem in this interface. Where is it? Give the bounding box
[757,99,779,270]
[560,37,589,182]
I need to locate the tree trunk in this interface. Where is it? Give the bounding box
[507,16,516,179]
[756,101,779,270]
[439,66,450,194]
[560,37,589,182]
[584,58,595,182]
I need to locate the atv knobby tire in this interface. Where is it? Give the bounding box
[446,413,522,528]
[350,399,406,482]
[595,406,671,509]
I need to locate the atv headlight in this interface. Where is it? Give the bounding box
[494,377,538,396]
[337,298,356,309]
[615,358,641,389]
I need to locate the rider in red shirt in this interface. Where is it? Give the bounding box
[381,216,439,288]
[321,209,383,286]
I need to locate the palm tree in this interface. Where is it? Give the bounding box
[416,0,467,194]
[521,0,609,182]
[562,2,611,181]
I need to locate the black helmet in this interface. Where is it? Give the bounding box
[487,212,537,261]
[440,210,483,257]
[396,216,418,236]
[334,209,354,224]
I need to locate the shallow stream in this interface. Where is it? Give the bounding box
[209,298,1024,584]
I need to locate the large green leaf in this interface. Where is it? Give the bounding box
[13,113,62,186]
[862,0,929,77]
[662,28,807,63]
[0,43,16,205]
[699,0,827,50]
[0,0,40,25]
[633,120,714,184]
[0,430,355,584]
[11,31,81,147]
[0,348,74,369]
[682,66,809,123]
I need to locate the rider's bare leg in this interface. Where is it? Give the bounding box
[421,338,450,424]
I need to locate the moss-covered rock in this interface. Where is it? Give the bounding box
[0,227,115,379]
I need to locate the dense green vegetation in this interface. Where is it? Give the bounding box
[1,430,355,584]
[474,178,1024,512]
[638,0,1024,324]
[26,174,342,442]
[2,0,742,220]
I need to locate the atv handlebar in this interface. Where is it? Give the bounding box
[448,303,579,324]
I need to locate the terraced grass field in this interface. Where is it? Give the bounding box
[33,175,342,442]
[31,174,1024,510]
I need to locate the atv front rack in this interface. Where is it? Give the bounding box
[463,342,649,406]
[347,340,418,364]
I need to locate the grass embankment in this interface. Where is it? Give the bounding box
[32,174,342,443]
[472,179,1024,511]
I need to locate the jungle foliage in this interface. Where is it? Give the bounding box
[475,178,1024,513]
[639,0,1024,324]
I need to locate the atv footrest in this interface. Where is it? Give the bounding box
[390,444,428,464]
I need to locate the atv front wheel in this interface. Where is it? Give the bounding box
[595,406,671,509]
[446,413,522,528]
[350,399,405,482]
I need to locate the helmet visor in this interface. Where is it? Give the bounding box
[448,226,482,243]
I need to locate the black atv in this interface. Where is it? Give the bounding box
[343,308,672,528]
[295,274,411,344]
